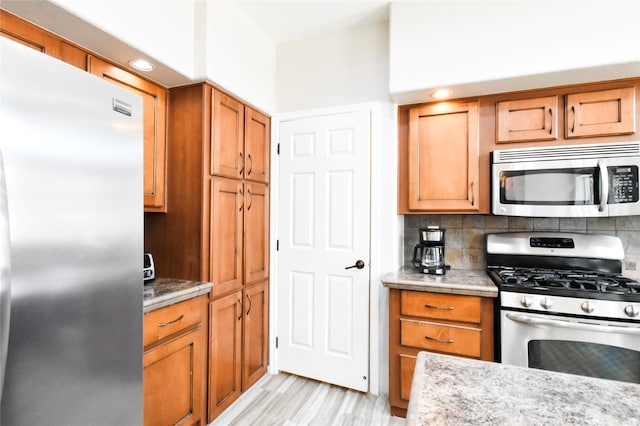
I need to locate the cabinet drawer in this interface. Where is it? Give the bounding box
[144,296,204,348]
[400,319,481,358]
[400,291,481,323]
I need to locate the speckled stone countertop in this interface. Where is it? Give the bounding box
[382,267,498,298]
[143,278,212,313]
[407,351,640,426]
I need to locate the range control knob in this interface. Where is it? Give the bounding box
[581,301,595,314]
[540,298,553,310]
[520,296,532,308]
[624,305,640,318]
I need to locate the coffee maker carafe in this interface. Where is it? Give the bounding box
[413,226,448,275]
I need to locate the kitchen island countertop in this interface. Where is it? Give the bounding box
[407,351,640,426]
[382,267,497,298]
[143,278,212,313]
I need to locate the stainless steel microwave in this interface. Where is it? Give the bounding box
[491,142,640,217]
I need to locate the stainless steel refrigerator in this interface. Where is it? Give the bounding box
[0,38,143,425]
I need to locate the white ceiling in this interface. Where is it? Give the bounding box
[236,0,391,44]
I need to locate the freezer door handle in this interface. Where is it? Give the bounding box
[0,150,12,402]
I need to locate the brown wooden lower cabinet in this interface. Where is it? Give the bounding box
[208,280,269,423]
[143,295,207,426]
[208,290,243,421]
[389,289,494,417]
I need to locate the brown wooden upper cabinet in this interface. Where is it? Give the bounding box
[2,11,168,212]
[211,89,270,183]
[0,10,88,71]
[566,87,636,138]
[407,101,480,212]
[244,107,271,183]
[497,96,558,143]
[89,56,167,212]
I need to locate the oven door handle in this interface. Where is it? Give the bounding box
[505,313,640,336]
[597,159,608,212]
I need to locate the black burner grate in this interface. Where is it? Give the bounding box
[493,267,640,298]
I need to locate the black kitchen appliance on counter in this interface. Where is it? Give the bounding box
[412,226,449,275]
[144,252,155,284]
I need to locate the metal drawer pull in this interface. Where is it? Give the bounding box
[424,304,455,310]
[425,335,455,344]
[238,298,244,321]
[506,312,640,335]
[239,152,245,175]
[247,188,253,211]
[158,314,184,327]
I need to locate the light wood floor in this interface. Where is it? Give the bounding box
[209,373,406,426]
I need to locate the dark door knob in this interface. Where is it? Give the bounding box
[345,260,365,270]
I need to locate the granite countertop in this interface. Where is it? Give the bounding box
[382,267,498,298]
[143,278,213,313]
[407,351,640,426]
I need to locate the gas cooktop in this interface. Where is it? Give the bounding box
[486,232,640,303]
[488,266,640,302]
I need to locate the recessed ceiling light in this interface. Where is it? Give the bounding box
[432,89,452,99]
[129,59,155,72]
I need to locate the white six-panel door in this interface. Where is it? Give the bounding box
[277,110,371,391]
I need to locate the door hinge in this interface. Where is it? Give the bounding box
[277,143,280,155]
[276,239,279,251]
[275,336,278,348]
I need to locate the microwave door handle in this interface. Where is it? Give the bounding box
[0,150,12,402]
[598,159,608,212]
[505,313,640,336]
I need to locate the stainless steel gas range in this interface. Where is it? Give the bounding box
[486,232,640,384]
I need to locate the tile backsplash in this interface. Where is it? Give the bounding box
[403,215,640,278]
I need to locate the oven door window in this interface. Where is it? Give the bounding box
[528,340,640,384]
[500,311,640,384]
[499,168,600,205]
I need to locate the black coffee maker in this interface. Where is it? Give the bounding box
[413,226,448,275]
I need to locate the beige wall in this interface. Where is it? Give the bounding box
[389,0,640,104]
[276,20,390,113]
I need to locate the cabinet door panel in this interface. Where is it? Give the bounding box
[212,90,244,178]
[408,101,479,212]
[210,178,244,297]
[244,107,270,183]
[208,292,243,422]
[89,56,167,211]
[497,96,557,143]
[243,281,269,390]
[399,354,416,402]
[244,182,269,285]
[144,327,204,426]
[566,87,636,138]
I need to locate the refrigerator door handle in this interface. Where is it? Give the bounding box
[0,150,12,402]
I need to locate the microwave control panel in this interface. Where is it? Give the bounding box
[609,166,639,204]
